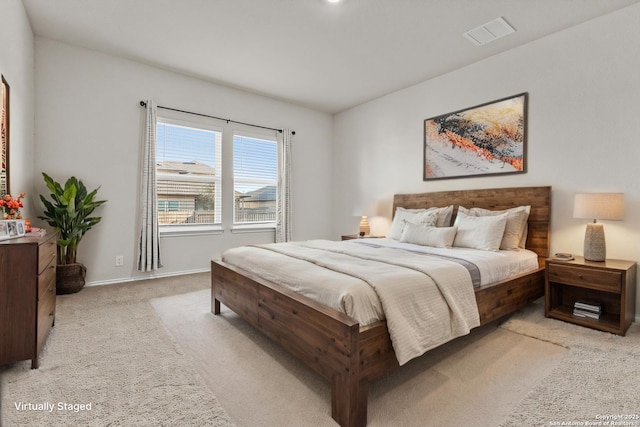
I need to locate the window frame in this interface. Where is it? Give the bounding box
[155,114,223,236]
[232,129,278,231]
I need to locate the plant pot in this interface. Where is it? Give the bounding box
[56,263,87,295]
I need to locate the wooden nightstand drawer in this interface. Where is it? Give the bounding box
[547,264,621,293]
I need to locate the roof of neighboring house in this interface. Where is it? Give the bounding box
[236,185,276,202]
[157,160,215,176]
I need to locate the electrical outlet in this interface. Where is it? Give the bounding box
[115,255,124,267]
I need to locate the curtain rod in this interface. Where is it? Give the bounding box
[139,101,295,135]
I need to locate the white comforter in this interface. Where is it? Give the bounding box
[221,239,481,365]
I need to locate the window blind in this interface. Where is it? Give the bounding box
[156,120,222,226]
[233,133,277,225]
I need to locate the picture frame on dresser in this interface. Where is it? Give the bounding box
[0,219,26,240]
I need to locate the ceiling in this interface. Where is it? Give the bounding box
[22,0,640,114]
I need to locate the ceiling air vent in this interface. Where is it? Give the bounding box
[464,17,515,46]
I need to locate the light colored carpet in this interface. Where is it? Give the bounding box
[499,299,640,427]
[151,289,567,427]
[0,274,235,427]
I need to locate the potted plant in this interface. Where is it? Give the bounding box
[38,172,107,294]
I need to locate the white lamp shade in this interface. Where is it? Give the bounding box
[573,193,624,221]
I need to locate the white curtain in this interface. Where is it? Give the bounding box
[276,129,292,243]
[137,100,162,271]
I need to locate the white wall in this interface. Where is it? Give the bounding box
[0,0,35,214]
[333,5,640,316]
[34,38,333,285]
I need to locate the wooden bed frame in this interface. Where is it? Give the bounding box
[211,186,551,427]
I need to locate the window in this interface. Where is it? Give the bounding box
[156,118,222,227]
[153,112,279,235]
[233,133,277,226]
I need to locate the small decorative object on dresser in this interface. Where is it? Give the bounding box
[545,256,636,335]
[38,173,107,294]
[0,219,26,240]
[0,192,28,240]
[0,231,58,368]
[0,192,25,219]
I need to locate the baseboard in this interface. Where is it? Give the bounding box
[85,268,210,287]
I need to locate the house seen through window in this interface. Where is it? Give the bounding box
[156,119,222,226]
[233,133,277,225]
[156,118,278,228]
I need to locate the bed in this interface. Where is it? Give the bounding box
[211,186,551,427]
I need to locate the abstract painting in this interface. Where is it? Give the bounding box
[1,75,9,195]
[424,93,527,180]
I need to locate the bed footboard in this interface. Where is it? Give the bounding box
[212,260,368,427]
[475,268,545,324]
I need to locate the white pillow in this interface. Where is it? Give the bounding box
[398,205,454,227]
[400,223,457,248]
[453,211,508,251]
[458,205,530,250]
[389,208,438,240]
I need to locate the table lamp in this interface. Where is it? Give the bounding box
[359,216,370,237]
[573,193,624,261]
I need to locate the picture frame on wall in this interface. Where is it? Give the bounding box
[1,74,9,195]
[423,92,527,181]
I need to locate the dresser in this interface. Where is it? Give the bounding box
[0,232,57,368]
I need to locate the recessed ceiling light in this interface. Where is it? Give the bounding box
[327,0,343,3]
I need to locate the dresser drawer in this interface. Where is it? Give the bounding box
[37,282,56,354]
[38,237,57,274]
[38,262,56,300]
[547,264,621,293]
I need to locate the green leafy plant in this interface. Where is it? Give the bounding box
[38,172,107,265]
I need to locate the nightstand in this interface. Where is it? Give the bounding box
[341,235,384,241]
[545,256,637,335]
[341,234,358,240]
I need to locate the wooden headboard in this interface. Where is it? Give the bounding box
[393,186,551,265]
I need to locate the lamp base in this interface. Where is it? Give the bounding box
[584,223,606,262]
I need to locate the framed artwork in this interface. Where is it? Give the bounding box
[423,93,527,181]
[0,220,25,240]
[1,74,9,195]
[0,221,7,239]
